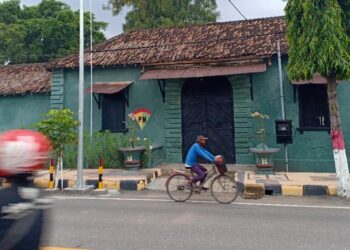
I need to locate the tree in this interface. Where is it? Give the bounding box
[285,0,350,198]
[0,0,107,64]
[35,109,79,189]
[105,0,218,31]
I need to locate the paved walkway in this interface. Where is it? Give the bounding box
[146,169,338,197]
[33,168,162,191]
[236,171,337,197]
[1,163,339,197]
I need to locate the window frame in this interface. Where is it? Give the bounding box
[101,91,126,133]
[298,84,330,132]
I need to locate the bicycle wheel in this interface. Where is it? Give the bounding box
[210,174,238,204]
[166,173,193,202]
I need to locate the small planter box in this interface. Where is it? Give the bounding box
[119,146,145,170]
[249,144,280,174]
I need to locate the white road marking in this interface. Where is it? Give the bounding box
[50,196,350,210]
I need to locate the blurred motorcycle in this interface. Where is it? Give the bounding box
[0,130,52,250]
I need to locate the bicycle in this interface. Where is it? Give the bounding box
[165,164,239,204]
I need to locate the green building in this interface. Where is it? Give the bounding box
[1,16,349,172]
[0,63,51,132]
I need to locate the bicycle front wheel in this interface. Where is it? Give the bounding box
[166,173,193,202]
[210,174,238,204]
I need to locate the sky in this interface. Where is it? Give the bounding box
[17,0,287,38]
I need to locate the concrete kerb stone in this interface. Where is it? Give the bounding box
[281,185,303,196]
[326,185,337,196]
[242,183,265,199]
[103,180,120,191]
[93,188,108,195]
[63,185,94,194]
[303,185,327,196]
[236,171,338,197]
[32,168,162,192]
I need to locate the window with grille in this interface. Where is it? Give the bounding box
[298,84,330,131]
[101,92,125,132]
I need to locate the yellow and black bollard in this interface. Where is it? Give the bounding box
[49,158,55,189]
[98,158,104,189]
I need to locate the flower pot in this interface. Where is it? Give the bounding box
[119,146,145,170]
[249,143,280,174]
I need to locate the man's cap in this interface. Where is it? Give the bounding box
[196,135,208,142]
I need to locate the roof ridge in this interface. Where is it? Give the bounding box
[118,15,285,36]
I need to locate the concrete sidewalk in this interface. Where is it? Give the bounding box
[149,164,339,197]
[33,168,162,191]
[32,163,254,192]
[1,163,339,196]
[236,171,337,197]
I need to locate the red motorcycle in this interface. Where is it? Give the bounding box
[0,130,51,250]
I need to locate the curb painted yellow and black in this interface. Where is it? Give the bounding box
[32,168,161,192]
[236,172,337,197]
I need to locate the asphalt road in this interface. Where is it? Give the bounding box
[41,192,350,250]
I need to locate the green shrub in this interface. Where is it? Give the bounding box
[62,131,131,169]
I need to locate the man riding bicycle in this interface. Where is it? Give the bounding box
[185,135,219,189]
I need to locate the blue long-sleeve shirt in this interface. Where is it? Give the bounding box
[185,143,215,167]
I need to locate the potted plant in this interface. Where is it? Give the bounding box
[119,113,150,170]
[248,112,279,174]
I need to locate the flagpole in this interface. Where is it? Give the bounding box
[89,0,93,142]
[77,0,85,188]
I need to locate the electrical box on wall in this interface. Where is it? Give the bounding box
[275,120,293,144]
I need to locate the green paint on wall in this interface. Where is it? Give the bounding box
[251,56,350,172]
[228,74,254,164]
[0,94,50,132]
[50,69,64,110]
[164,80,183,163]
[62,66,166,164]
[58,59,350,172]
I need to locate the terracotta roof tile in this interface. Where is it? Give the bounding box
[55,16,287,68]
[0,63,51,95]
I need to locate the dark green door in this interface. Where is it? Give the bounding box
[181,76,235,163]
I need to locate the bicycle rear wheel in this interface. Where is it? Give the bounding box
[166,173,193,202]
[210,174,238,204]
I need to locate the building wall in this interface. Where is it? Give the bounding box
[252,56,350,172]
[162,58,350,172]
[228,75,254,164]
[56,59,350,172]
[163,75,255,164]
[164,79,183,163]
[60,66,165,149]
[0,94,50,132]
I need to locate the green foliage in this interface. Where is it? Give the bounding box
[0,0,20,24]
[338,1,350,33]
[140,137,152,168]
[123,112,149,148]
[34,108,79,156]
[285,0,350,80]
[123,112,153,167]
[0,0,107,64]
[124,113,138,148]
[63,131,131,169]
[63,143,77,169]
[105,0,218,31]
[34,110,152,169]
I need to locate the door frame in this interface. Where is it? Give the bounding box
[181,76,235,163]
